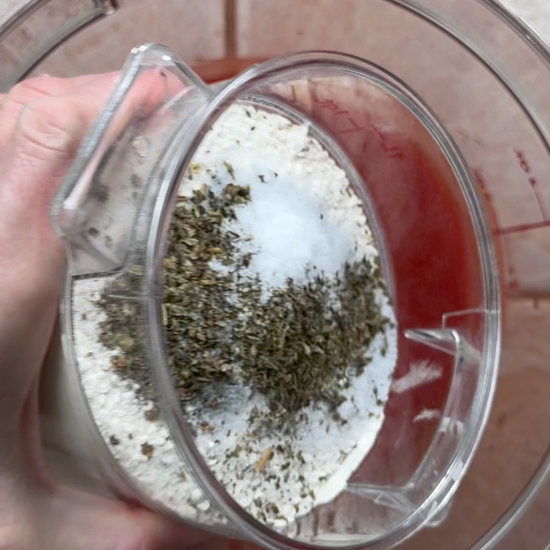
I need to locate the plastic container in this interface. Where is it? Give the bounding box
[2,1,550,549]
[45,42,499,549]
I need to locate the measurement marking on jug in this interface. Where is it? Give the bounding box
[368,125,404,159]
[472,169,494,217]
[514,149,549,222]
[479,148,550,237]
[312,98,404,158]
[313,98,366,135]
[457,129,484,149]
[515,149,531,174]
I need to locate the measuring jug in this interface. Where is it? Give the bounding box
[1,1,550,549]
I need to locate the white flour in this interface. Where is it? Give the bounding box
[73,278,216,522]
[72,103,398,530]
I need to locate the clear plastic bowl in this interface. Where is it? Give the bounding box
[2,1,550,549]
[45,43,500,549]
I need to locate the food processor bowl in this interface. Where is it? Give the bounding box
[1,1,549,549]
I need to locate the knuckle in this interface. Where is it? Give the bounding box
[6,77,55,110]
[14,101,79,163]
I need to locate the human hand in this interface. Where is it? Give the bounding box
[0,73,209,550]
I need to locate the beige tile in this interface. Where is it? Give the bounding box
[502,227,550,296]
[34,0,225,77]
[237,0,408,58]
[499,298,550,375]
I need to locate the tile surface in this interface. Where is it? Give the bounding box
[11,0,225,78]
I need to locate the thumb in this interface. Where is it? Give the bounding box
[0,72,162,423]
[0,97,89,425]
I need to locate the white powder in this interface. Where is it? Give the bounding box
[73,278,220,524]
[224,177,351,290]
[413,409,442,423]
[390,360,442,394]
[184,106,378,292]
[189,302,396,529]
[73,103,398,531]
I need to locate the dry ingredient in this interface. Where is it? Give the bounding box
[73,278,218,522]
[163,184,388,430]
[73,103,397,530]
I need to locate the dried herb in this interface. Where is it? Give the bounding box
[163,184,251,405]
[163,182,388,431]
[144,408,160,422]
[97,275,156,402]
[98,176,389,434]
[229,257,388,430]
[256,448,274,472]
[141,442,155,459]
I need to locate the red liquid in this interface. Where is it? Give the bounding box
[195,58,266,84]
[300,97,483,485]
[345,127,482,485]
[195,59,485,487]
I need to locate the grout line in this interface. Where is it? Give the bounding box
[225,0,237,58]
[507,294,550,302]
[495,219,550,236]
